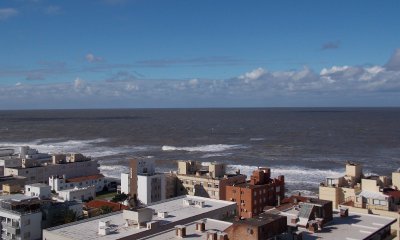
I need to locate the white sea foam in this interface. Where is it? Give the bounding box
[227,164,344,189]
[99,165,129,179]
[201,153,233,158]
[0,139,152,158]
[162,144,246,152]
[250,138,265,141]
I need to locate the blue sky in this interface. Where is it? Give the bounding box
[0,0,400,109]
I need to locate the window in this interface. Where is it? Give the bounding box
[373,199,387,206]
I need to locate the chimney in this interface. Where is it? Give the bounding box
[206,230,217,240]
[217,232,228,240]
[175,225,186,238]
[340,207,348,217]
[195,221,205,232]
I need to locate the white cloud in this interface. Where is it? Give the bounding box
[0,8,18,20]
[2,49,400,108]
[239,67,266,83]
[74,77,85,89]
[85,53,103,63]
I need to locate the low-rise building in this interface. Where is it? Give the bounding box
[24,183,51,200]
[225,167,285,218]
[319,162,363,208]
[49,174,106,193]
[224,212,287,240]
[320,162,400,239]
[43,195,237,240]
[0,175,26,192]
[0,194,42,240]
[4,152,100,184]
[176,160,247,200]
[57,186,96,202]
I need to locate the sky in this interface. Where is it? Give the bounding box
[0,0,399,109]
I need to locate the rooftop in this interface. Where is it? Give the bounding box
[85,200,129,212]
[276,205,396,240]
[237,212,286,227]
[140,218,232,240]
[44,195,236,240]
[27,183,50,188]
[67,174,104,183]
[300,211,396,240]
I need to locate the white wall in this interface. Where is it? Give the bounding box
[58,186,95,201]
[137,174,166,204]
[121,173,130,194]
[25,184,51,199]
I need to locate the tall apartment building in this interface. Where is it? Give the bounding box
[0,194,42,240]
[120,159,174,205]
[176,160,247,200]
[4,153,100,184]
[225,167,285,218]
[320,162,400,239]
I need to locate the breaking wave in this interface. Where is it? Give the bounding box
[161,144,247,152]
[0,138,153,158]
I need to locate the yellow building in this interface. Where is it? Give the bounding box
[320,162,400,239]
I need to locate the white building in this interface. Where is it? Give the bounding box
[43,195,237,240]
[25,183,51,200]
[0,194,42,240]
[57,186,96,202]
[4,153,100,184]
[49,174,106,193]
[120,159,169,204]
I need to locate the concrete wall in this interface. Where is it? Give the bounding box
[362,179,380,192]
[393,172,400,190]
[58,186,95,201]
[25,184,51,199]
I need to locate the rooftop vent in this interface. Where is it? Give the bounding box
[195,220,205,232]
[207,230,217,240]
[194,200,205,208]
[217,232,228,240]
[183,199,193,206]
[340,207,349,218]
[98,220,111,236]
[175,225,186,238]
[146,221,160,229]
[157,211,168,218]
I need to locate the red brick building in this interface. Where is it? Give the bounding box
[224,212,287,240]
[224,167,285,218]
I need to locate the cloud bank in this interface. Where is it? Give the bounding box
[1,49,400,109]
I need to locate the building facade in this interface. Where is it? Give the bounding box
[0,195,42,240]
[4,153,100,185]
[176,161,247,200]
[49,174,106,193]
[225,168,285,218]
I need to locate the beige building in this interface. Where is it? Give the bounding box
[176,160,246,200]
[320,162,400,239]
[319,162,363,208]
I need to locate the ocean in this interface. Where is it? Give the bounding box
[1,108,399,196]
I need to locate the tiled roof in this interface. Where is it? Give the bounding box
[66,174,104,183]
[84,200,129,211]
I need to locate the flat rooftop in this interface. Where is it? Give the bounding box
[237,212,286,227]
[44,195,236,240]
[279,208,396,240]
[140,218,232,240]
